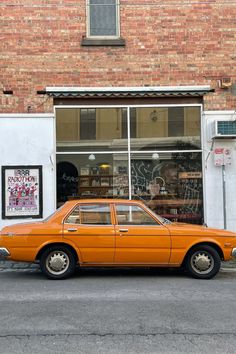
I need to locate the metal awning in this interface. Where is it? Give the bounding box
[37,86,214,98]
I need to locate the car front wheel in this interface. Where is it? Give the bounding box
[185,245,221,279]
[40,246,76,280]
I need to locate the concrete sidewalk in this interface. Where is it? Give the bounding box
[1,260,236,271]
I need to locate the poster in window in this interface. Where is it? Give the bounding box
[2,166,43,219]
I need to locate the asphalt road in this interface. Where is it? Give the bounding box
[0,267,236,354]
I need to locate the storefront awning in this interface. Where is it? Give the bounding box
[38,86,214,98]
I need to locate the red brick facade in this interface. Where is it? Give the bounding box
[1,0,236,113]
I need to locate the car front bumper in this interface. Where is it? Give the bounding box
[0,247,10,259]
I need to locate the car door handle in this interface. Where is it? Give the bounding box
[67,228,78,232]
[119,229,129,233]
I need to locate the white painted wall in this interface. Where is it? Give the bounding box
[203,111,236,231]
[0,114,56,229]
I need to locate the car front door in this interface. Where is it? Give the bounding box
[114,203,171,265]
[63,203,115,264]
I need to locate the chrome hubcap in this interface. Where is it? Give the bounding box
[46,251,69,275]
[190,251,214,274]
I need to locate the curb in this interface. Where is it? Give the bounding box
[0,261,39,270]
[1,260,236,271]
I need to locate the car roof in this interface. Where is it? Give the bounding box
[64,199,144,207]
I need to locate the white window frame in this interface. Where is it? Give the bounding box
[86,0,120,39]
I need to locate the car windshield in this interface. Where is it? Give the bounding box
[144,205,172,225]
[43,205,64,222]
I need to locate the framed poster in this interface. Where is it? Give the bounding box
[2,165,43,219]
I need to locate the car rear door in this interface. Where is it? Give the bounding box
[63,202,115,264]
[113,203,171,265]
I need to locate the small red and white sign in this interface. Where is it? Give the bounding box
[214,148,232,166]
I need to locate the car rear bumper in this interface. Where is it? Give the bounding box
[0,247,11,259]
[231,248,236,258]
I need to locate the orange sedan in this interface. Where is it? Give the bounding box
[1,199,236,280]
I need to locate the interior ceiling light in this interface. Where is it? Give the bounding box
[152,152,160,160]
[88,154,96,161]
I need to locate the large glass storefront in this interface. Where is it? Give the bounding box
[56,105,203,224]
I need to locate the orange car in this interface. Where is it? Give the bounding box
[1,199,236,280]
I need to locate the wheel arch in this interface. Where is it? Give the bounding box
[182,241,224,266]
[35,242,79,263]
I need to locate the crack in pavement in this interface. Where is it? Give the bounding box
[0,332,236,338]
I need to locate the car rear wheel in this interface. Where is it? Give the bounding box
[185,245,221,279]
[40,246,76,280]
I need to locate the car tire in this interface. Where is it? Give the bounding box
[40,245,76,280]
[185,245,221,279]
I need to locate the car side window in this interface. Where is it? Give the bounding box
[115,205,159,225]
[65,204,111,225]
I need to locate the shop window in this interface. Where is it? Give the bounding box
[87,0,119,37]
[55,105,203,225]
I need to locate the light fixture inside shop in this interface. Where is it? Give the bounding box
[152,152,160,160]
[150,110,158,122]
[100,163,110,169]
[88,154,96,161]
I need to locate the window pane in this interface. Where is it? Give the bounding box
[56,108,79,142]
[130,107,201,150]
[56,153,129,206]
[65,204,111,224]
[65,206,80,224]
[90,0,117,36]
[116,205,158,225]
[56,108,128,152]
[80,204,111,224]
[131,152,203,224]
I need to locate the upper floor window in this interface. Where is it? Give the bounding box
[87,0,120,38]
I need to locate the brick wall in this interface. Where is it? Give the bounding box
[1,0,236,113]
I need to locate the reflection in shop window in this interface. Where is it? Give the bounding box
[80,109,96,140]
[56,106,200,152]
[131,152,203,224]
[130,106,201,150]
[56,108,128,152]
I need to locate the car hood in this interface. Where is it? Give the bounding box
[166,222,236,237]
